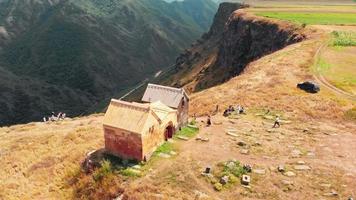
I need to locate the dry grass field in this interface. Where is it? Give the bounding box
[1,1,356,200]
[0,115,104,199]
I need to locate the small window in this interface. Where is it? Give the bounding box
[149,126,154,133]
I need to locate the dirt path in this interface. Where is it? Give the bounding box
[312,35,356,101]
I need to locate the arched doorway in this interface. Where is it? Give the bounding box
[165,124,174,141]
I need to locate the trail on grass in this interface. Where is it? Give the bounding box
[313,40,356,101]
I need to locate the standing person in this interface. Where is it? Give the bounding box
[207,115,212,127]
[273,115,281,128]
[240,106,245,114]
[57,112,62,119]
[50,112,56,121]
[215,105,219,114]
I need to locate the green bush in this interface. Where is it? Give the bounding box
[153,142,174,155]
[214,182,223,191]
[331,31,356,47]
[92,160,113,182]
[222,161,247,178]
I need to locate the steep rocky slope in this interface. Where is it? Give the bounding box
[166,3,305,92]
[0,0,217,126]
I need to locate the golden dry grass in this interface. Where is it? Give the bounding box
[0,115,104,200]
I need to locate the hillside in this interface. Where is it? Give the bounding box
[0,0,217,126]
[1,1,356,200]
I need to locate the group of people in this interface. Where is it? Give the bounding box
[43,112,66,122]
[223,105,245,117]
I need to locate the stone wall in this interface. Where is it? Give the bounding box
[104,126,143,160]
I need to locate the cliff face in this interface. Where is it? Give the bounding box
[168,3,306,92]
[215,11,305,76]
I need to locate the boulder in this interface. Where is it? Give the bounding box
[284,171,296,177]
[294,165,311,171]
[297,81,320,93]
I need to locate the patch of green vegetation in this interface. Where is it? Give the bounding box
[119,168,141,177]
[331,31,356,47]
[174,126,199,139]
[153,142,174,155]
[92,160,113,182]
[214,182,223,191]
[317,58,332,72]
[220,161,248,178]
[345,107,356,121]
[255,12,356,25]
[206,160,249,191]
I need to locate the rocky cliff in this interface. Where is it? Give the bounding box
[168,3,306,92]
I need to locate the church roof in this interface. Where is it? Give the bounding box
[142,83,189,108]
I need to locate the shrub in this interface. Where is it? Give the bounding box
[93,160,113,182]
[214,183,223,191]
[331,31,356,47]
[222,161,247,178]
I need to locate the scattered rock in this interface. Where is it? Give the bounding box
[297,81,320,93]
[284,171,296,177]
[293,165,311,171]
[291,149,302,158]
[323,190,338,197]
[320,183,331,188]
[253,141,262,146]
[158,153,171,158]
[253,169,266,175]
[132,165,141,170]
[237,141,247,147]
[307,152,315,157]
[188,124,199,129]
[194,190,209,199]
[296,160,305,165]
[114,194,124,200]
[241,175,251,185]
[227,131,238,137]
[152,194,164,199]
[170,151,177,155]
[220,175,229,185]
[177,136,189,141]
[240,149,249,155]
[281,180,293,185]
[277,165,285,172]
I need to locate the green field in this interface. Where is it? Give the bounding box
[255,12,356,25]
